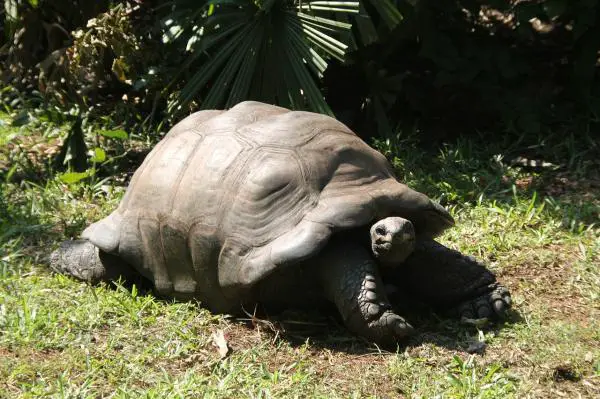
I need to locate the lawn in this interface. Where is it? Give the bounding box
[1,113,598,398]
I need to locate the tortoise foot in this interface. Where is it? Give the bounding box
[363,309,415,347]
[353,273,415,345]
[317,240,415,347]
[456,283,512,321]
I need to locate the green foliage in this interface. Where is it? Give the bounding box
[2,0,600,149]
[160,0,360,116]
[53,111,87,171]
[98,129,128,140]
[1,0,111,84]
[324,0,600,139]
[445,355,517,397]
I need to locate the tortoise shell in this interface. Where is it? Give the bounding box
[81,101,454,309]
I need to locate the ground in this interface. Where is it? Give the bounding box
[1,112,599,398]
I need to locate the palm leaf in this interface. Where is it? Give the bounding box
[226,21,265,106]
[169,22,254,113]
[363,0,404,30]
[166,0,360,115]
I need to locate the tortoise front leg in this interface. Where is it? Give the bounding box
[315,237,415,347]
[385,239,512,320]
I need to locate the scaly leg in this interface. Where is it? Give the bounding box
[315,237,415,347]
[385,239,512,320]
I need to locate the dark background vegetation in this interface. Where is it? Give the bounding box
[1,0,599,172]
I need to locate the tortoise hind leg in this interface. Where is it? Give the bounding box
[50,239,143,286]
[386,239,512,320]
[315,237,415,347]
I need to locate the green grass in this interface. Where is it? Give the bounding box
[0,113,13,146]
[1,117,599,398]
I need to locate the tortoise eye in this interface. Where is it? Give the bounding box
[375,226,386,235]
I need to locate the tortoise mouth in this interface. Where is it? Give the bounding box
[372,238,416,262]
[373,242,392,254]
[372,242,394,260]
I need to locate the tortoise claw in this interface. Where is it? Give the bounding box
[457,283,512,322]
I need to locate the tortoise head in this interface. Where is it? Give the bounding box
[370,216,416,267]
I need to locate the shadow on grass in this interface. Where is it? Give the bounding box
[68,270,522,356]
[236,299,525,356]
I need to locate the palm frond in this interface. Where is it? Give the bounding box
[169,21,254,113]
[363,0,404,30]
[166,0,360,115]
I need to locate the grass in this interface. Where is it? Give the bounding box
[1,113,599,398]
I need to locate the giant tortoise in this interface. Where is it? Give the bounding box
[50,101,511,347]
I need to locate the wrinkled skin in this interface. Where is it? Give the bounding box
[50,228,511,348]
